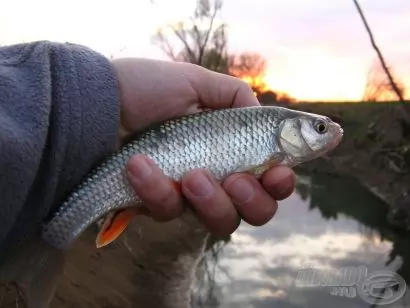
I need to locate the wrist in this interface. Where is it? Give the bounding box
[111,58,140,145]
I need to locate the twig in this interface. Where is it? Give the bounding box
[352,0,404,102]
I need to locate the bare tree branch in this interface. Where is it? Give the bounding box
[152,0,229,72]
[363,59,406,101]
[172,24,197,62]
[352,0,404,102]
[151,0,294,105]
[197,0,220,64]
[154,30,179,61]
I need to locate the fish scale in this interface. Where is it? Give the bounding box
[41,106,343,250]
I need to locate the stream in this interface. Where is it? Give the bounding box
[192,171,410,308]
[1,171,409,308]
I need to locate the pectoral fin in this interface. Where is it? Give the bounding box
[246,153,286,177]
[96,208,141,248]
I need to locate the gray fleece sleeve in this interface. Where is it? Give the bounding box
[0,41,120,252]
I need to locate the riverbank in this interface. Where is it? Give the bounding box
[286,101,410,231]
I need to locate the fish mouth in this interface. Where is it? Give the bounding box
[330,124,344,149]
[338,124,344,136]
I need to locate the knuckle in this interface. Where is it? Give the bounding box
[216,220,240,235]
[208,212,240,235]
[244,204,277,226]
[152,184,178,206]
[143,187,183,220]
[238,79,253,92]
[152,206,181,221]
[183,62,209,80]
[245,215,271,226]
[136,177,177,204]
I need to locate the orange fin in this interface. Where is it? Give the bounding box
[171,180,182,193]
[96,208,140,248]
[246,153,286,177]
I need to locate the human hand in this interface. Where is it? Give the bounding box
[112,58,296,235]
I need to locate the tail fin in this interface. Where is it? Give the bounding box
[0,232,67,308]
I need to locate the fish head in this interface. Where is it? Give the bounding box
[277,112,343,163]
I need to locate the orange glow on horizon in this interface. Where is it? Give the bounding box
[234,48,410,103]
[240,76,270,92]
[237,48,374,102]
[240,72,410,103]
[239,75,297,102]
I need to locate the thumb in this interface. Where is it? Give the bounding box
[184,65,261,109]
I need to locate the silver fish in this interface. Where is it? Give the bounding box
[0,105,343,308]
[42,105,343,250]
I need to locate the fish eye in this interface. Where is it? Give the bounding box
[314,120,328,134]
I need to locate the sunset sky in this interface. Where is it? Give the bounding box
[0,0,408,101]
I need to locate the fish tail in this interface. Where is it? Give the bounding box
[0,233,67,308]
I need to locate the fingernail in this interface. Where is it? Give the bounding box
[128,158,152,182]
[228,178,254,203]
[186,171,215,198]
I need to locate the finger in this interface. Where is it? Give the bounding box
[126,154,184,221]
[261,166,296,200]
[185,64,261,109]
[181,169,241,235]
[223,173,278,226]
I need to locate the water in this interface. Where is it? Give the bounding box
[1,171,410,308]
[192,171,410,308]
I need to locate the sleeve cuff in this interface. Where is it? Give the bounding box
[67,42,120,161]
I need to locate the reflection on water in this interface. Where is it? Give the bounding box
[1,171,410,308]
[192,171,410,308]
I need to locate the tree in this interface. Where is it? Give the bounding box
[363,60,406,102]
[352,0,404,102]
[353,0,410,136]
[227,52,296,103]
[229,52,268,94]
[153,0,268,79]
[152,0,230,73]
[152,0,295,104]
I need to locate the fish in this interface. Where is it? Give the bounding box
[0,105,343,308]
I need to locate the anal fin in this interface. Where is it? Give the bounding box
[96,208,141,248]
